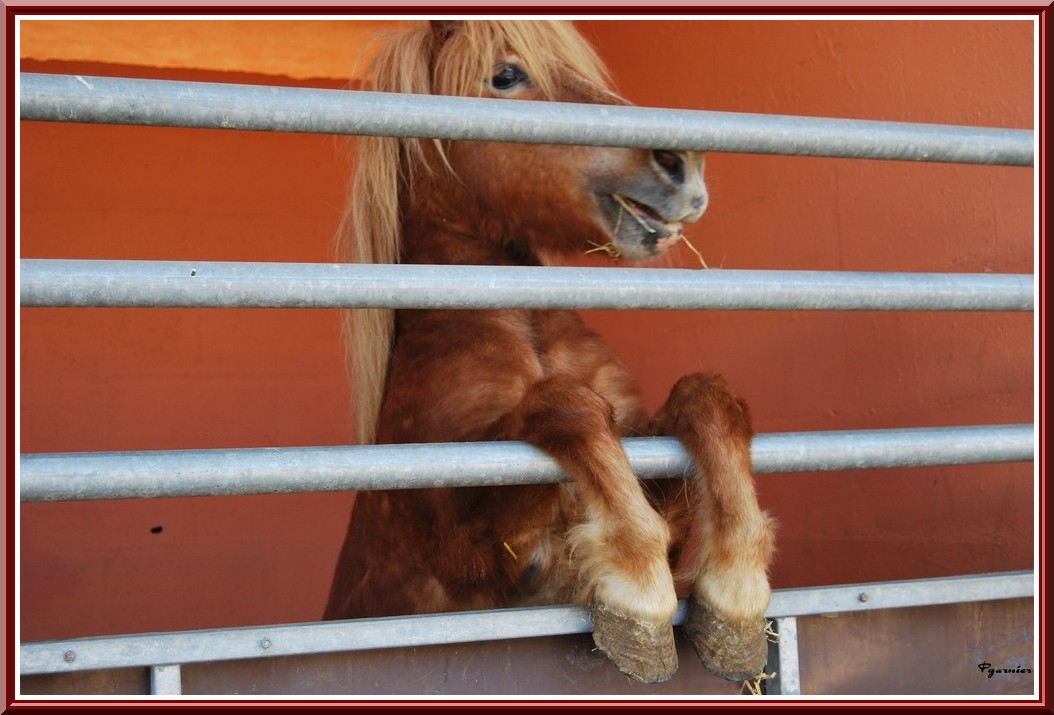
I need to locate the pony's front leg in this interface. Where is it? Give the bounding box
[650,373,775,681]
[503,376,679,683]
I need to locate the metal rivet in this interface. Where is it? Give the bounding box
[858,592,870,603]
[260,638,272,649]
[63,650,76,662]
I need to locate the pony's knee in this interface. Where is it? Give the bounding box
[515,377,618,450]
[651,372,753,446]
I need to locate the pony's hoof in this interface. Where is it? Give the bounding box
[683,597,768,682]
[591,600,678,684]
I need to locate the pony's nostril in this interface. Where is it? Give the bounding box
[653,150,685,184]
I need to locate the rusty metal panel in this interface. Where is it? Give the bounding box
[21,667,149,696]
[797,598,1033,695]
[180,633,743,696]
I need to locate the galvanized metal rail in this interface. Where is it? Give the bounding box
[19,259,1035,312]
[18,71,1036,696]
[20,570,1035,697]
[19,425,1035,503]
[19,73,1034,166]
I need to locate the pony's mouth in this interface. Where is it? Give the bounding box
[606,193,684,256]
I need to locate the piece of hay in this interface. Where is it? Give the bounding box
[585,241,622,262]
[680,234,709,269]
[611,193,658,234]
[740,671,776,695]
[765,620,780,644]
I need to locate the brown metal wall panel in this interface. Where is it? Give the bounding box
[797,598,1034,695]
[21,667,150,696]
[181,633,743,696]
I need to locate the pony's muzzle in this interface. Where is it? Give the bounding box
[651,150,708,224]
[652,150,687,185]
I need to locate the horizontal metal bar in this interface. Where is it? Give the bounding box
[19,73,1033,166]
[764,570,1035,619]
[19,425,1034,503]
[20,571,1033,675]
[19,260,1035,312]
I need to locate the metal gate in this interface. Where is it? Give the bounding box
[16,71,1036,698]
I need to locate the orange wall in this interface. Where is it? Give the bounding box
[18,19,1034,642]
[18,19,398,80]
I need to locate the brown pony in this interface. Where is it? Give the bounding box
[324,20,775,685]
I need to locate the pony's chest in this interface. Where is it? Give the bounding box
[386,308,646,438]
[529,311,647,431]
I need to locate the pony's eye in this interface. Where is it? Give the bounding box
[491,65,529,91]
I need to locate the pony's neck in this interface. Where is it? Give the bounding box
[401,199,543,267]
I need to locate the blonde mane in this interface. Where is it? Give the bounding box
[338,21,613,445]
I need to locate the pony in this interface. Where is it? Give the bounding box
[324,20,775,685]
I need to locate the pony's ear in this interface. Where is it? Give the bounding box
[429,20,459,46]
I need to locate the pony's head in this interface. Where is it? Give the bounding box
[349,20,708,266]
[343,20,709,443]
